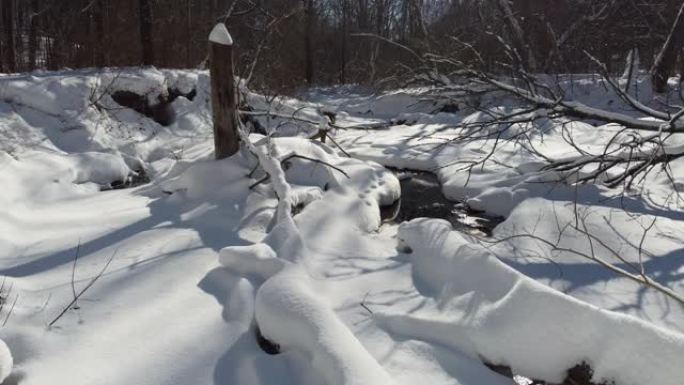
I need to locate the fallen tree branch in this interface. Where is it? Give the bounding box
[49,248,118,327]
[249,153,349,190]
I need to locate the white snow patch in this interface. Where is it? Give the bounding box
[0,339,12,383]
[378,218,684,385]
[209,23,233,46]
[256,266,396,385]
[69,152,132,185]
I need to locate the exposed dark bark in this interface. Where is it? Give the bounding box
[339,0,348,83]
[304,0,314,84]
[209,25,240,159]
[28,0,38,70]
[651,0,684,93]
[185,0,192,67]
[2,0,16,72]
[138,0,154,66]
[496,0,537,72]
[92,0,105,67]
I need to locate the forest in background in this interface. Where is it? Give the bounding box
[1,0,684,92]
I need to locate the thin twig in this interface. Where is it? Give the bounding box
[71,240,81,309]
[49,248,118,327]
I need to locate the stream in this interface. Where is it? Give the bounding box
[381,168,503,236]
[380,168,602,385]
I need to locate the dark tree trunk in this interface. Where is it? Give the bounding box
[339,0,348,84]
[651,0,684,93]
[496,0,537,72]
[28,0,38,70]
[186,0,192,67]
[92,0,105,67]
[139,0,154,66]
[304,0,314,84]
[2,0,16,72]
[209,24,240,159]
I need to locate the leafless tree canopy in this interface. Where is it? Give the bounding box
[1,0,683,91]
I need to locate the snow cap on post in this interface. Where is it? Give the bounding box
[209,23,233,46]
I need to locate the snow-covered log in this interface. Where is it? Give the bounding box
[377,218,684,385]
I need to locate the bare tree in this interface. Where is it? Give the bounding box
[304,0,314,84]
[651,0,684,93]
[28,0,38,70]
[138,0,154,66]
[2,0,15,72]
[495,0,537,72]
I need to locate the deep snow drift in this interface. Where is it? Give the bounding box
[1,68,683,385]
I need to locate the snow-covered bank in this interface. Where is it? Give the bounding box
[221,136,400,385]
[1,68,683,385]
[323,82,684,330]
[379,218,684,385]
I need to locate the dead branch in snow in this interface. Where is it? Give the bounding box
[2,293,17,327]
[70,240,81,310]
[360,292,373,315]
[0,277,18,327]
[397,27,684,193]
[239,108,389,131]
[238,105,361,156]
[482,206,684,306]
[49,247,118,328]
[249,153,350,190]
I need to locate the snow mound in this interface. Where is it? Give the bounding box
[0,339,12,383]
[69,152,133,185]
[219,244,285,280]
[0,74,91,116]
[377,218,684,385]
[161,154,251,200]
[215,135,400,384]
[256,266,395,385]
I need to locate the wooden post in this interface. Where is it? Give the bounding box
[209,23,240,159]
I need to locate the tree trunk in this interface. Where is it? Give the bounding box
[209,23,240,159]
[2,0,16,73]
[139,0,154,65]
[339,0,348,84]
[28,0,38,70]
[304,0,314,84]
[186,0,192,67]
[680,47,684,81]
[496,0,537,72]
[91,0,105,67]
[651,0,684,93]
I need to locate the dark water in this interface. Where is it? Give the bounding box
[380,169,503,236]
[380,170,607,385]
[102,169,151,191]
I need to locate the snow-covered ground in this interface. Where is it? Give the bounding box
[0,68,683,385]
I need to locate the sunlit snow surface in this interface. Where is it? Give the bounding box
[0,69,682,385]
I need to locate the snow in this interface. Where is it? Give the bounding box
[209,23,234,46]
[69,152,133,185]
[380,218,684,385]
[256,266,395,385]
[219,244,285,279]
[1,68,683,385]
[0,339,12,383]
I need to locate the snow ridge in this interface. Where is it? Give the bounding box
[376,218,684,385]
[218,136,399,385]
[0,339,12,383]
